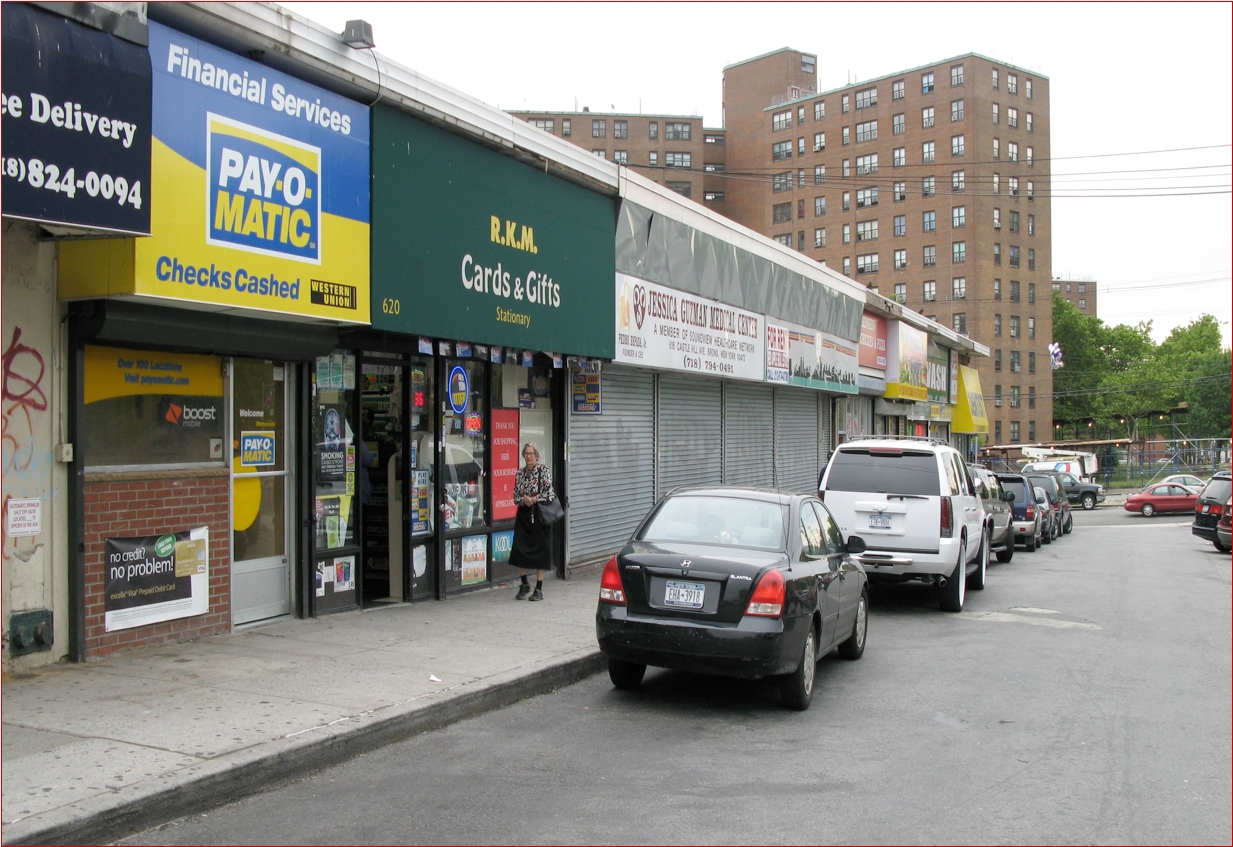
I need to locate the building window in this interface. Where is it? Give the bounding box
[922,72,935,94]
[798,199,806,219]
[1010,316,1020,339]
[815,227,826,247]
[993,173,1000,194]
[923,210,936,231]
[814,101,825,121]
[995,420,1003,442]
[772,141,792,162]
[856,153,879,175]
[893,147,906,168]
[797,168,806,188]
[856,87,878,109]
[992,68,999,89]
[953,277,966,299]
[562,119,571,137]
[593,149,606,159]
[666,181,692,198]
[856,120,877,143]
[1029,354,1037,376]
[857,253,879,274]
[924,279,937,300]
[773,203,792,224]
[799,231,806,251]
[894,215,906,236]
[809,165,824,185]
[813,132,826,151]
[922,106,935,128]
[1028,317,1036,339]
[1026,112,1033,133]
[705,134,725,145]
[1026,78,1033,99]
[666,122,691,140]
[773,171,793,192]
[1077,282,1087,294]
[843,192,851,211]
[1007,107,1018,128]
[1028,282,1036,304]
[773,110,792,131]
[802,54,816,74]
[1009,211,1020,233]
[951,134,965,156]
[1010,350,1021,372]
[893,113,905,135]
[951,64,964,86]
[1009,245,1020,267]
[856,220,879,241]
[952,241,966,263]
[1010,421,1021,443]
[842,126,851,146]
[994,243,1002,265]
[994,314,1002,336]
[993,103,999,124]
[776,234,793,247]
[592,119,606,138]
[843,257,851,276]
[1053,282,1061,292]
[952,170,965,191]
[843,159,851,178]
[894,182,907,201]
[1028,215,1035,236]
[951,99,965,121]
[893,80,905,100]
[1028,248,1036,270]
[994,208,1001,229]
[704,191,724,201]
[1026,146,1034,167]
[953,312,966,334]
[797,136,806,156]
[952,206,966,227]
[648,151,657,167]
[923,246,937,268]
[994,279,1002,300]
[993,138,1000,159]
[1028,420,1036,441]
[613,150,628,164]
[1010,386,1021,408]
[1007,73,1018,94]
[895,249,908,270]
[614,120,628,139]
[1010,279,1020,302]
[815,196,826,216]
[532,118,554,134]
[1026,180,1033,199]
[843,223,851,243]
[856,187,879,208]
[1009,176,1019,196]
[842,94,850,113]
[649,121,658,139]
[995,385,1002,406]
[704,162,725,173]
[1078,298,1087,309]
[922,141,936,163]
[665,152,691,168]
[995,349,1002,371]
[1008,141,1019,162]
[894,282,907,302]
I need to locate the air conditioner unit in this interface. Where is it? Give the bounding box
[994,399,1003,407]
[814,144,824,152]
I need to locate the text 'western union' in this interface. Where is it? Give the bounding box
[309,279,356,310]
[156,256,300,299]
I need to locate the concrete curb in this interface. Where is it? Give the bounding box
[2,650,606,846]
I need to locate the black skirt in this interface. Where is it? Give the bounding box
[509,504,552,571]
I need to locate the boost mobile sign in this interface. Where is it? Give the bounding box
[69,23,370,322]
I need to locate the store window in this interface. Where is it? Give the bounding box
[312,351,359,611]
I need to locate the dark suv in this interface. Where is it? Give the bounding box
[1192,470,1232,552]
[996,472,1043,552]
[1027,472,1072,538]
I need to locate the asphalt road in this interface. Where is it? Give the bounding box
[121,505,1232,845]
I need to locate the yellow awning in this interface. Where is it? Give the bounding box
[952,365,989,434]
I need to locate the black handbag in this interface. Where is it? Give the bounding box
[536,497,565,526]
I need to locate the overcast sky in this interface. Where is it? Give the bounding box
[286,2,1233,346]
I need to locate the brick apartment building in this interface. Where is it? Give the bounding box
[1054,276,1098,316]
[515,48,1054,447]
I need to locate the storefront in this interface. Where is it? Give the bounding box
[857,312,889,441]
[344,103,617,600]
[57,22,371,655]
[951,364,990,461]
[880,320,929,437]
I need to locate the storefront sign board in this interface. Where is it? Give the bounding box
[883,321,929,402]
[370,105,615,357]
[859,313,888,370]
[58,22,370,323]
[104,527,209,632]
[927,341,951,403]
[766,319,858,394]
[615,273,764,382]
[952,365,990,435]
[1,5,152,234]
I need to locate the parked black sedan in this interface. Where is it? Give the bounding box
[596,487,869,710]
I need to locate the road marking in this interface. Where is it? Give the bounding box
[961,611,1101,630]
[1080,522,1190,528]
[1008,607,1060,614]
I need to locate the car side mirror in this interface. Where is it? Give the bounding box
[845,535,867,554]
[1004,490,1017,502]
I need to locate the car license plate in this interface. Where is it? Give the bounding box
[869,514,892,529]
[664,581,705,609]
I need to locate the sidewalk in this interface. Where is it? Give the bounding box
[1,574,603,846]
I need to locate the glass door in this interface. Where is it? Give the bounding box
[231,359,292,625]
[360,360,406,605]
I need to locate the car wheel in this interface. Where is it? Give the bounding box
[1063,512,1074,534]
[1214,538,1231,554]
[1042,519,1053,544]
[939,539,967,612]
[837,590,868,660]
[997,531,1015,563]
[1141,503,1155,518]
[780,624,817,710]
[607,658,647,690]
[1025,528,1037,552]
[1082,493,1096,510]
[968,530,988,590]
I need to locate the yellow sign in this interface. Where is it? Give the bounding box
[952,365,989,434]
[84,345,223,405]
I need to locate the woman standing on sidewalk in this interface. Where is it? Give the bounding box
[510,442,557,601]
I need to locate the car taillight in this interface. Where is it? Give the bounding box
[940,495,954,538]
[1211,504,1225,517]
[599,556,626,604]
[1025,504,1034,519]
[745,569,786,618]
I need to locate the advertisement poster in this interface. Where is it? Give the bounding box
[927,342,952,403]
[615,273,765,382]
[491,409,520,521]
[58,21,371,323]
[766,321,858,393]
[1,4,152,233]
[104,527,209,632]
[571,363,602,414]
[412,470,431,534]
[461,535,487,585]
[334,555,355,592]
[884,322,929,401]
[859,313,889,370]
[492,531,514,565]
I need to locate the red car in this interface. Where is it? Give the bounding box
[1124,483,1199,517]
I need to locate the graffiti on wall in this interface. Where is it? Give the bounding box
[3,326,50,561]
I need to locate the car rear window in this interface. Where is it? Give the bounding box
[1200,478,1232,503]
[825,449,941,496]
[1000,479,1027,500]
[1028,475,1058,495]
[639,495,787,550]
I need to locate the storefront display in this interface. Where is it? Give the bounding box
[313,350,358,610]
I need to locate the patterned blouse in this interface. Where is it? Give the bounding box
[513,463,556,505]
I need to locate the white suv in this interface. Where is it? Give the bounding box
[819,438,988,611]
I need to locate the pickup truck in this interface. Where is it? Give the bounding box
[1054,471,1106,510]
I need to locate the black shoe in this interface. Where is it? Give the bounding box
[515,584,531,600]
[528,589,544,602]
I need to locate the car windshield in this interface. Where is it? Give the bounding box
[639,495,787,550]
[1000,478,1027,500]
[1200,478,1232,503]
[1028,475,1059,498]
[825,449,941,496]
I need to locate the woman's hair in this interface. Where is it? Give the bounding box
[522,442,540,459]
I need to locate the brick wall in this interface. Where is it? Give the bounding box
[84,472,231,657]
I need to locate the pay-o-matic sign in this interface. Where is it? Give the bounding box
[58,22,370,323]
[371,105,615,357]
